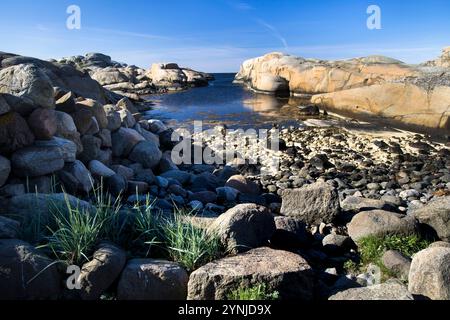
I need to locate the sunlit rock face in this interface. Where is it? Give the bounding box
[235,49,450,131]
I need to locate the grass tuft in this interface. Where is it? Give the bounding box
[227,283,280,301]
[161,213,223,272]
[43,194,104,266]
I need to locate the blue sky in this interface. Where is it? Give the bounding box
[0,0,449,72]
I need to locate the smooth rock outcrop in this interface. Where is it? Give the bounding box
[235,51,450,131]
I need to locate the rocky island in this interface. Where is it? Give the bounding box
[0,48,449,302]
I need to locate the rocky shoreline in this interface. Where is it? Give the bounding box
[0,51,449,301]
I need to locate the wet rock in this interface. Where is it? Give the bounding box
[208,204,276,253]
[280,181,341,224]
[118,259,188,300]
[188,247,314,300]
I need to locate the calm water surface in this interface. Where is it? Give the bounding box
[145,73,320,129]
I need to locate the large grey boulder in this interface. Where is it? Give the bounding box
[0,239,61,300]
[111,127,145,157]
[347,210,419,242]
[34,137,77,162]
[118,259,188,300]
[280,181,341,224]
[410,196,450,241]
[0,155,11,187]
[208,204,276,253]
[129,141,162,169]
[88,160,115,178]
[329,280,413,300]
[1,54,107,104]
[408,247,450,300]
[7,193,93,227]
[78,242,126,300]
[188,247,314,300]
[11,145,65,177]
[0,63,54,112]
[63,160,93,193]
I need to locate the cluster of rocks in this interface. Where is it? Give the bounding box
[235,48,450,131]
[57,53,213,100]
[1,50,449,301]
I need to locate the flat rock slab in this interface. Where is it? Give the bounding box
[329,280,414,300]
[187,247,314,300]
